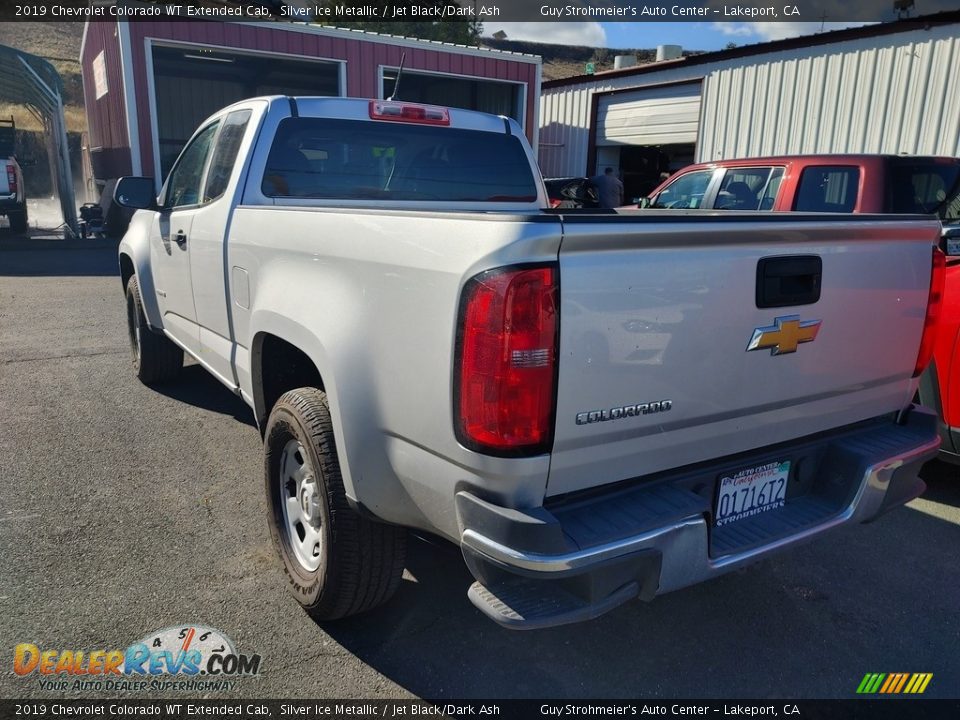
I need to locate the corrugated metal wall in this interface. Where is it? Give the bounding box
[539,63,708,178]
[539,23,960,178]
[698,25,960,161]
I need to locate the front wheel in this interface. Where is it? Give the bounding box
[125,275,183,385]
[264,388,407,620]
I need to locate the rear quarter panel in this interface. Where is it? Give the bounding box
[228,207,562,539]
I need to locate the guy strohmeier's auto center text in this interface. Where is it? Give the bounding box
[541,4,799,18]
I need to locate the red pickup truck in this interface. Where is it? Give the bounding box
[639,154,960,462]
[637,154,960,216]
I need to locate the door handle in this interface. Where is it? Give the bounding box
[756,255,822,308]
[174,230,187,247]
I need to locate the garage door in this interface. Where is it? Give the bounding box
[151,45,342,178]
[597,82,702,146]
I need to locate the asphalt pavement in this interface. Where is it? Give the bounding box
[1,237,958,700]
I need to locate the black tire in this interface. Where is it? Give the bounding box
[8,208,27,233]
[264,388,407,620]
[125,275,183,385]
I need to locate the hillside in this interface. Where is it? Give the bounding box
[0,22,85,133]
[480,37,705,81]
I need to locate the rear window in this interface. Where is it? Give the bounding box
[793,166,860,213]
[887,159,960,220]
[261,117,537,202]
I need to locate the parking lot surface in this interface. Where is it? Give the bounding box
[1,240,959,700]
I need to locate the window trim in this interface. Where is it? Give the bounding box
[202,109,254,205]
[159,119,222,212]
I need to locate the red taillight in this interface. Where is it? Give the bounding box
[6,165,16,194]
[455,265,558,455]
[914,247,946,377]
[369,100,450,126]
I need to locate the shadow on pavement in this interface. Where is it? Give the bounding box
[919,459,960,506]
[151,364,257,428]
[318,489,960,699]
[0,237,119,277]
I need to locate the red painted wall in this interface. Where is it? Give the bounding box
[80,21,132,180]
[117,21,538,181]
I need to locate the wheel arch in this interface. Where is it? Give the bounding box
[118,213,163,330]
[251,329,326,432]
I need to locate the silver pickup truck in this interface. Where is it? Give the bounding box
[115,96,943,629]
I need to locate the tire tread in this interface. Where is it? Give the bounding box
[126,275,183,385]
[268,388,406,620]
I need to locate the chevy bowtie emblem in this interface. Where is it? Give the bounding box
[747,315,822,355]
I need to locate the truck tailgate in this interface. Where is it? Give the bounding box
[548,214,941,497]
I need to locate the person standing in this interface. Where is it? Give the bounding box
[590,167,624,208]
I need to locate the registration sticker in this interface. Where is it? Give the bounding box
[715,460,789,526]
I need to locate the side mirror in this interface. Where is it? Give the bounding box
[942,225,960,256]
[114,176,157,210]
[637,196,653,209]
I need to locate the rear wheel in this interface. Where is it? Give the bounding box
[264,387,407,620]
[125,275,183,385]
[8,208,27,233]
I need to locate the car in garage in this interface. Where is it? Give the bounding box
[0,118,27,233]
[543,176,600,208]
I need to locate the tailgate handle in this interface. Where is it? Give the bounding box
[756,255,822,308]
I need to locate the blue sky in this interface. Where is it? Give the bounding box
[482,22,872,50]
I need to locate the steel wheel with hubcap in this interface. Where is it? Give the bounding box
[279,439,324,572]
[264,387,407,620]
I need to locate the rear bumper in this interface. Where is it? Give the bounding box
[457,407,939,629]
[0,194,22,211]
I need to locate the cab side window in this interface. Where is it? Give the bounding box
[794,166,860,212]
[652,170,713,209]
[713,167,779,211]
[163,122,220,209]
[204,110,252,203]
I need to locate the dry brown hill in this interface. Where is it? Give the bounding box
[0,22,85,132]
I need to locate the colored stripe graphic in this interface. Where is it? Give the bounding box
[879,674,896,694]
[857,673,932,694]
[856,674,874,694]
[893,674,909,693]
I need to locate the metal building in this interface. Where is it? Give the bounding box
[539,12,960,203]
[81,20,540,192]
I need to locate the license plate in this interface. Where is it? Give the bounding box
[715,460,789,526]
